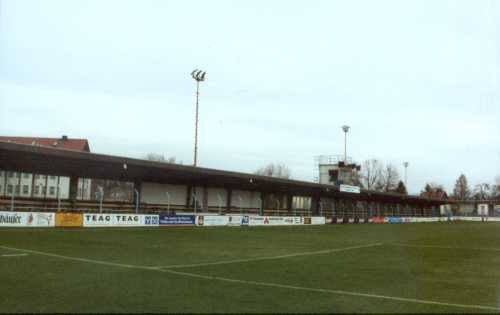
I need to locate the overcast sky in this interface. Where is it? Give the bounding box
[0,0,499,194]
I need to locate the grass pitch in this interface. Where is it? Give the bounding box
[1,222,500,313]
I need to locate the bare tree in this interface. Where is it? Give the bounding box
[360,159,383,190]
[473,183,491,200]
[452,174,471,200]
[144,153,181,164]
[492,175,500,200]
[255,163,291,179]
[377,163,400,192]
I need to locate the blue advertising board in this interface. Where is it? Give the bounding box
[144,215,159,225]
[388,217,403,224]
[241,215,249,226]
[159,215,195,226]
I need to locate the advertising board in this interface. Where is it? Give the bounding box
[26,212,55,227]
[339,184,361,194]
[247,216,303,226]
[311,217,326,225]
[227,215,243,226]
[0,211,28,227]
[159,214,195,226]
[55,213,83,227]
[388,217,403,224]
[0,211,56,227]
[83,214,158,227]
[196,215,229,226]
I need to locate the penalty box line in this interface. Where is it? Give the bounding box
[1,244,500,311]
[154,242,384,269]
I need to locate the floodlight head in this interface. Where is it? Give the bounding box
[403,162,409,168]
[191,69,198,79]
[342,125,350,133]
[191,69,207,82]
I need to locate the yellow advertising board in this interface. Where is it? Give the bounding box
[55,213,83,227]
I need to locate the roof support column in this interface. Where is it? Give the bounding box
[69,176,78,208]
[226,188,232,213]
[185,186,192,211]
[311,194,320,216]
[133,180,142,213]
[202,186,208,213]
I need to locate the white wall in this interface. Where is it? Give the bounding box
[141,182,187,205]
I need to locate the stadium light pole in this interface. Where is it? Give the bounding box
[342,125,350,163]
[403,162,409,190]
[190,69,207,167]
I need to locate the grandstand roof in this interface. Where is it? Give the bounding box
[0,141,445,205]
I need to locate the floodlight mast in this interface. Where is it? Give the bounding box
[341,125,350,163]
[403,161,409,189]
[191,69,206,167]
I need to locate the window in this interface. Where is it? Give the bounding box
[23,173,30,179]
[7,185,13,194]
[42,186,47,195]
[0,171,3,176]
[23,185,29,194]
[49,186,55,195]
[16,173,21,178]
[34,186,40,194]
[35,174,40,180]
[15,185,20,194]
[50,176,56,180]
[7,172,14,178]
[0,184,2,193]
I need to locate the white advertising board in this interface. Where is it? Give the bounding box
[0,211,29,227]
[196,215,229,226]
[248,216,301,226]
[0,211,55,227]
[83,213,159,227]
[227,215,243,226]
[311,217,326,225]
[26,212,55,227]
[339,184,361,194]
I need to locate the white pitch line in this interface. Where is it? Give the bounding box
[155,243,384,269]
[1,253,29,257]
[390,243,500,252]
[0,245,157,270]
[159,268,500,312]
[1,243,499,312]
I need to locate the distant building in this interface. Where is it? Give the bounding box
[0,135,92,199]
[316,155,361,186]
